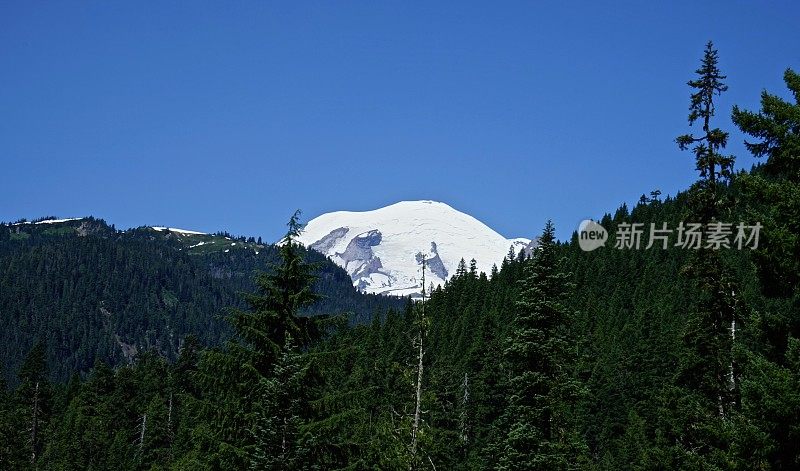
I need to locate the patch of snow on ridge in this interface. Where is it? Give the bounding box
[151,226,207,236]
[35,218,84,224]
[11,218,84,225]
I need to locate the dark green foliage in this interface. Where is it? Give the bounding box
[732,68,800,296]
[496,221,587,470]
[191,211,324,469]
[0,178,796,469]
[730,68,800,469]
[0,218,404,385]
[676,41,735,185]
[659,41,740,467]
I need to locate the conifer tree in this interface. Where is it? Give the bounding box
[456,258,468,279]
[732,68,800,295]
[250,335,308,469]
[674,41,738,406]
[0,363,26,469]
[660,41,740,467]
[469,259,478,279]
[40,361,119,470]
[676,41,735,190]
[17,341,51,466]
[506,246,516,262]
[194,210,320,469]
[497,221,586,470]
[731,68,800,468]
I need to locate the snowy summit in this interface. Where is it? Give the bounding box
[297,200,533,297]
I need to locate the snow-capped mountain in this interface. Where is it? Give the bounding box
[297,200,533,297]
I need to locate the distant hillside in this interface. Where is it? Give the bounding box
[0,217,404,384]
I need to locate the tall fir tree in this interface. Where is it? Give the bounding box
[16,341,52,467]
[496,221,586,470]
[677,41,738,402]
[676,41,735,190]
[659,41,741,468]
[193,210,321,469]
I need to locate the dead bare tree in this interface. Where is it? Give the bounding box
[459,372,470,446]
[29,381,40,464]
[409,255,426,470]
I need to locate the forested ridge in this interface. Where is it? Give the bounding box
[0,218,404,385]
[1,44,799,470]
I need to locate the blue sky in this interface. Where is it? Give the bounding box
[1,1,799,241]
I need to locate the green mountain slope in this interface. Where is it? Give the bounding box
[0,217,403,384]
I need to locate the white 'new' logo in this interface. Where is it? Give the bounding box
[578,219,607,251]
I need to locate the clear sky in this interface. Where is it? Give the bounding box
[2,1,799,242]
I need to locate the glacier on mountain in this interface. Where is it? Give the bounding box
[297,200,533,297]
